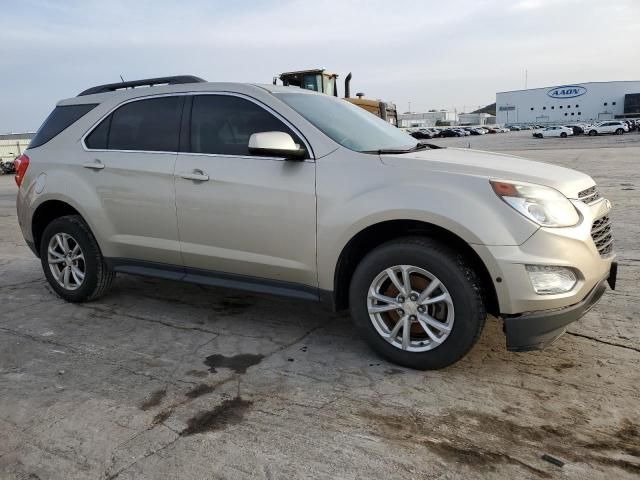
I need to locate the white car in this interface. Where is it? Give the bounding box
[586,121,629,136]
[532,126,574,138]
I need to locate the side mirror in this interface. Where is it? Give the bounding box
[248,131,307,160]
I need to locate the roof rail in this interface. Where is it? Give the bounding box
[77,75,206,97]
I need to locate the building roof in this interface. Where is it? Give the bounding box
[0,132,35,141]
[497,80,640,95]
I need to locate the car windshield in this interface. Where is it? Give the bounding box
[275,92,417,153]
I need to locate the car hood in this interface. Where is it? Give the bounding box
[380,148,594,199]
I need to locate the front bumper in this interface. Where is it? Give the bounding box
[503,262,616,351]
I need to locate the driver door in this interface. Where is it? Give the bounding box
[174,94,317,290]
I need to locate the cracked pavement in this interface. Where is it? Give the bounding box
[1,132,639,479]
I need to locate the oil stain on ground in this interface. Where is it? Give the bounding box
[140,389,167,411]
[359,408,640,476]
[180,396,253,436]
[185,383,216,399]
[204,353,264,373]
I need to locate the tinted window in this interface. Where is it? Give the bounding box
[87,97,183,152]
[85,115,110,149]
[190,95,304,156]
[30,104,97,148]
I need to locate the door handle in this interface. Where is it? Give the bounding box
[83,160,105,170]
[179,170,210,182]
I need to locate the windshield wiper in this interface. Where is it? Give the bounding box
[362,147,414,154]
[362,143,443,155]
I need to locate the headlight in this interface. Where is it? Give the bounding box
[526,265,577,294]
[490,180,580,227]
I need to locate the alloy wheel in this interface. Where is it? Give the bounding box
[367,265,455,352]
[47,233,85,290]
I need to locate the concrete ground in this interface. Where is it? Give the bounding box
[1,131,639,479]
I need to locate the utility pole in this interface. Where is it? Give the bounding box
[525,69,528,89]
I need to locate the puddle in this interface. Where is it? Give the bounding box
[204,353,264,373]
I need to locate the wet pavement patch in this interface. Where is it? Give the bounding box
[210,297,253,314]
[180,396,253,436]
[185,383,216,399]
[204,353,264,374]
[152,409,172,426]
[140,389,167,411]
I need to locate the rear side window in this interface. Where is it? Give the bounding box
[85,96,183,152]
[189,95,304,156]
[30,104,97,149]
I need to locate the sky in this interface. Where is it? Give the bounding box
[1,0,639,132]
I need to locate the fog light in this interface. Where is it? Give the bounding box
[525,265,577,294]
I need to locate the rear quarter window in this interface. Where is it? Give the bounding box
[30,104,98,148]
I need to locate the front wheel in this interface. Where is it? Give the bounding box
[40,215,114,302]
[560,132,567,138]
[589,130,597,136]
[349,237,486,370]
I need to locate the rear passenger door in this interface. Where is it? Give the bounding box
[174,93,317,289]
[81,95,184,265]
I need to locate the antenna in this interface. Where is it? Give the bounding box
[120,75,125,83]
[525,69,528,89]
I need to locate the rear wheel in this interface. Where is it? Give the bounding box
[616,128,624,135]
[349,237,486,370]
[40,215,114,302]
[560,132,567,138]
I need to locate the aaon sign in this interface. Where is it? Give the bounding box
[547,85,587,99]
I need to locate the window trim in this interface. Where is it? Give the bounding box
[81,91,314,161]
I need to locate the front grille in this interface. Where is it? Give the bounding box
[591,215,613,257]
[578,185,601,204]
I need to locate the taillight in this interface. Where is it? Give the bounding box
[14,154,30,187]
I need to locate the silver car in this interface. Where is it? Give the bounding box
[16,75,617,369]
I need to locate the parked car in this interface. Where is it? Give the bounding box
[410,129,433,140]
[532,126,574,138]
[440,129,462,137]
[15,75,617,370]
[587,121,629,136]
[564,124,585,135]
[509,125,521,131]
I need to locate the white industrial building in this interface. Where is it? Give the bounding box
[496,81,640,125]
[399,110,458,128]
[458,112,496,126]
[0,133,34,162]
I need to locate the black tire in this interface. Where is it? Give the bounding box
[589,130,597,136]
[616,128,624,135]
[40,215,114,302]
[349,237,486,370]
[560,132,567,138]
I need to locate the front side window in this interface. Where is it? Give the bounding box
[276,92,416,153]
[85,96,183,151]
[189,95,304,156]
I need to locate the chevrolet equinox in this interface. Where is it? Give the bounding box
[15,76,617,369]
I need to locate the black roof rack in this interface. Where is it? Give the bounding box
[77,75,206,97]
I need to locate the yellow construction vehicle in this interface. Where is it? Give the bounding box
[274,69,398,126]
